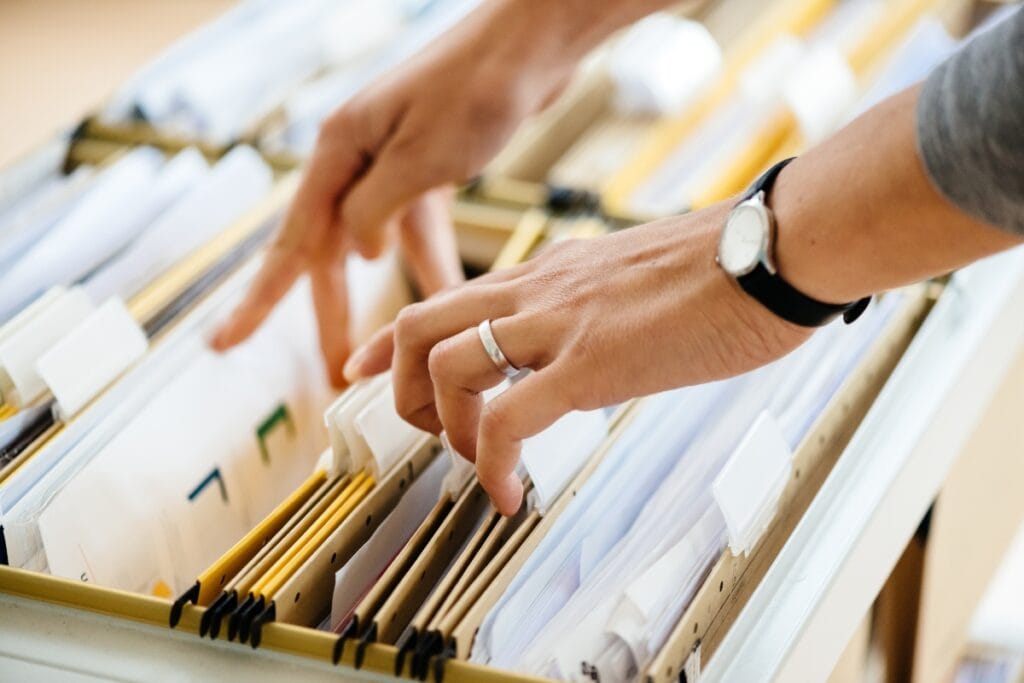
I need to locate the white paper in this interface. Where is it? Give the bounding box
[475,301,899,675]
[0,148,165,320]
[471,381,733,667]
[36,298,149,421]
[0,166,96,278]
[83,145,272,303]
[325,375,388,476]
[36,280,333,595]
[329,453,449,629]
[521,409,608,515]
[713,411,792,557]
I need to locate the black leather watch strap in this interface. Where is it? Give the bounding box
[743,156,795,201]
[736,158,871,326]
[739,263,871,326]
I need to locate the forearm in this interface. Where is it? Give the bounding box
[772,84,1023,305]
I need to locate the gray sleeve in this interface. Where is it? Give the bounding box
[916,7,1024,235]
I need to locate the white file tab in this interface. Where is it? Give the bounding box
[355,381,423,479]
[36,298,148,420]
[713,410,792,556]
[323,375,387,476]
[522,409,608,515]
[0,286,94,407]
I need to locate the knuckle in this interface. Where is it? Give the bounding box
[427,339,456,381]
[394,303,428,345]
[392,383,414,417]
[393,387,425,427]
[318,106,354,141]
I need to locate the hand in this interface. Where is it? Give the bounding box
[210,0,577,384]
[343,202,813,514]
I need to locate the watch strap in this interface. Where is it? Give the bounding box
[736,157,871,326]
[739,263,871,327]
[741,157,795,202]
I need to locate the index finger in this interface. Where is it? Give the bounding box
[475,368,572,516]
[211,244,305,350]
[212,108,371,350]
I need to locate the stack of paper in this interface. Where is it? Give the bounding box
[0,145,274,487]
[101,0,483,147]
[472,297,901,681]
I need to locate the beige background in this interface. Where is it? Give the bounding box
[0,0,235,168]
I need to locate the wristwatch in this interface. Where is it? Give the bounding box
[716,157,870,327]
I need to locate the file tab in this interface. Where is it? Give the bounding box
[36,297,148,420]
[522,409,608,515]
[609,14,722,116]
[323,375,387,476]
[0,286,94,407]
[355,381,422,479]
[713,410,792,556]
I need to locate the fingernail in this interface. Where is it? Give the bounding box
[329,367,348,390]
[210,328,228,351]
[498,473,524,517]
[342,347,367,383]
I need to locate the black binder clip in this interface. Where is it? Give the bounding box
[249,602,276,649]
[546,185,601,216]
[236,596,265,643]
[412,630,443,680]
[200,592,230,637]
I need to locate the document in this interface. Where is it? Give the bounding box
[330,453,449,629]
[473,297,900,678]
[83,145,272,303]
[0,148,208,324]
[36,280,332,595]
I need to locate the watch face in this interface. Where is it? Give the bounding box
[718,202,768,276]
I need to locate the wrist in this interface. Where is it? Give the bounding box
[768,159,872,305]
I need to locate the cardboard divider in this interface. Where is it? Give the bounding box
[275,438,440,629]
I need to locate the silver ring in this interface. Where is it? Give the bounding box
[477,319,519,378]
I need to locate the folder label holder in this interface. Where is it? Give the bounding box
[36,297,148,420]
[0,286,94,407]
[354,381,422,480]
[738,35,806,106]
[608,14,723,116]
[521,408,608,515]
[781,44,858,144]
[713,410,792,557]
